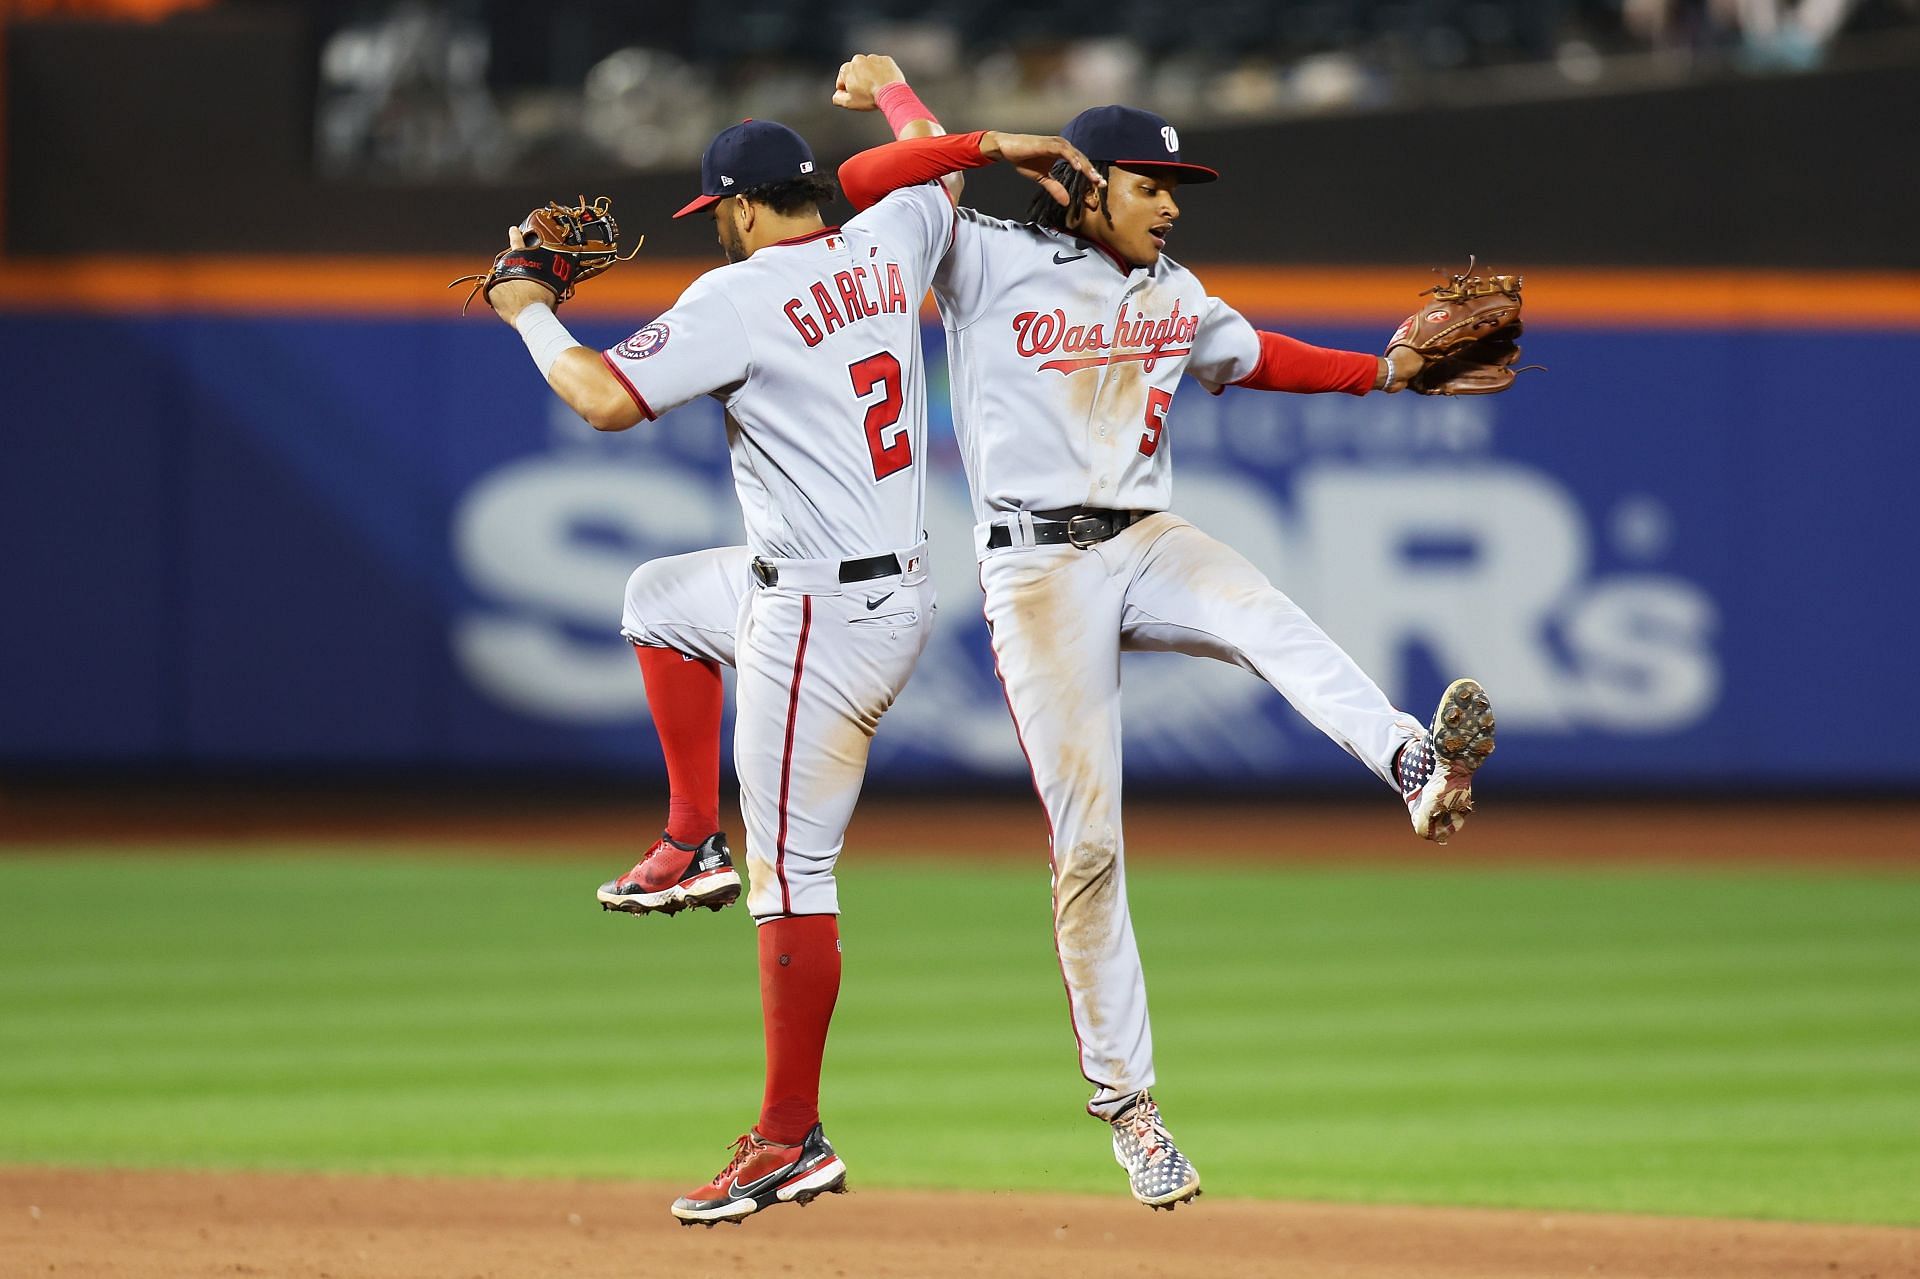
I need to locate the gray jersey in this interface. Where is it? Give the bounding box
[603,184,955,559]
[934,199,1428,1130]
[934,209,1262,519]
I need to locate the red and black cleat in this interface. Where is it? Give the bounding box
[596,832,740,916]
[671,1124,848,1225]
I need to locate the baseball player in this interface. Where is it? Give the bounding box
[483,117,1096,1224]
[830,57,1498,1209]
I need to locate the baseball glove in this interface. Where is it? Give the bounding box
[451,196,640,314]
[1388,260,1538,395]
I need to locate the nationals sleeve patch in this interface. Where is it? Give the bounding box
[615,322,671,360]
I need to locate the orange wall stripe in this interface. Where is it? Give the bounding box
[1,257,1917,329]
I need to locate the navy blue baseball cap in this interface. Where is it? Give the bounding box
[674,119,820,219]
[1061,105,1218,183]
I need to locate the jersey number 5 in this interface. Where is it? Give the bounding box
[1138,387,1173,457]
[849,351,911,481]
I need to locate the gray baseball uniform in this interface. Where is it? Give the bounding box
[609,185,956,918]
[932,202,1424,1118]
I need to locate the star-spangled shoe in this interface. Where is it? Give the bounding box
[1400,678,1497,844]
[670,1124,848,1225]
[1110,1092,1201,1210]
[596,832,740,916]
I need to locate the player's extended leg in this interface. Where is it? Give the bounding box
[980,544,1200,1209]
[1117,516,1494,840]
[599,547,751,915]
[670,568,933,1225]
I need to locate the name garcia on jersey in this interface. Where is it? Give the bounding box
[782,260,913,348]
[1011,299,1201,375]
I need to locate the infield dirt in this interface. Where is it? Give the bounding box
[6,788,1919,867]
[7,1167,1918,1279]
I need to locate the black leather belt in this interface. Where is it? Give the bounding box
[985,507,1150,550]
[751,551,901,588]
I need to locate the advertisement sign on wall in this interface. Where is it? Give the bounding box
[4,313,1914,786]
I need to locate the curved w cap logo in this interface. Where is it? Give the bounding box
[1161,125,1180,152]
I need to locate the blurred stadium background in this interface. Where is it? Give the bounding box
[3,3,1919,1270]
[3,0,1919,795]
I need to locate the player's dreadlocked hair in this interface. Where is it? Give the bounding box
[1024,160,1109,233]
[739,174,838,216]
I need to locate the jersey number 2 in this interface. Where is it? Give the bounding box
[1138,387,1173,457]
[849,351,911,481]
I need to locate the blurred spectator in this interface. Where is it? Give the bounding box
[230,0,1916,176]
[1621,0,1919,65]
[316,0,511,177]
[1723,0,1861,66]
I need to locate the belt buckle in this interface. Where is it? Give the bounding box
[751,558,777,587]
[1066,514,1107,549]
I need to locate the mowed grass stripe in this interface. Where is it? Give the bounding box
[1,850,1915,1224]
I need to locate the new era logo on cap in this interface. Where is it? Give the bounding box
[1062,106,1218,183]
[675,119,819,219]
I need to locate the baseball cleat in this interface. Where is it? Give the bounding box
[1110,1092,1201,1209]
[597,832,740,916]
[670,1124,848,1225]
[1399,678,1496,844]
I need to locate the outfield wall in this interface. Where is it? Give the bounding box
[4,269,1917,788]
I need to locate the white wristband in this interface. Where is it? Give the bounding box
[514,302,583,379]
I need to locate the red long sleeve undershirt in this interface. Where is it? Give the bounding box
[838,132,989,211]
[1236,330,1379,396]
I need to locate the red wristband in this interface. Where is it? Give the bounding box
[874,81,938,134]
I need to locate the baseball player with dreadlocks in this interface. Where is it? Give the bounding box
[829,55,1498,1209]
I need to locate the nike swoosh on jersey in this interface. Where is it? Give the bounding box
[1052,251,1088,264]
[865,592,895,610]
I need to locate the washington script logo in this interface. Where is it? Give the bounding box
[1011,301,1200,375]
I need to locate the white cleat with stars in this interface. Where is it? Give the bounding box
[1110,1092,1201,1210]
[1400,677,1497,844]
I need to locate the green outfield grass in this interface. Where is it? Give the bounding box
[1,849,1916,1224]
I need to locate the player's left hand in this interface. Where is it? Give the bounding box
[980,131,1105,206]
[486,228,560,322]
[1382,345,1424,391]
[832,53,906,111]
[449,196,638,317]
[1386,262,1539,395]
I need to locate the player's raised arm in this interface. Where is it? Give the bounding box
[838,129,1102,213]
[831,54,966,202]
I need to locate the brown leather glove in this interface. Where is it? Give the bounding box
[452,196,639,314]
[1388,263,1537,395]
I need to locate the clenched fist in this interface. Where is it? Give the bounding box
[832,53,907,111]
